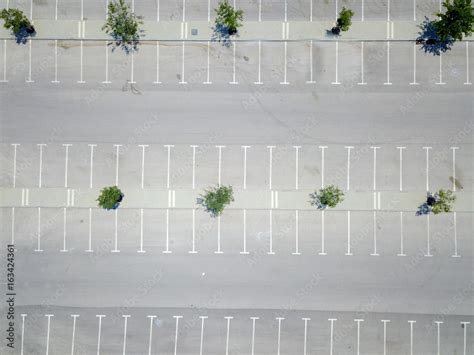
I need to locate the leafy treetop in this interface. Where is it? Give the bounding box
[435,0,474,41]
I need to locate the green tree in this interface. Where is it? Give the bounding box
[200,185,234,217]
[97,186,124,210]
[435,0,474,41]
[337,7,355,32]
[0,8,35,42]
[102,0,143,53]
[310,185,344,209]
[430,189,456,214]
[215,0,244,35]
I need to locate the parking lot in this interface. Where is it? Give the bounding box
[1,38,472,86]
[12,306,474,355]
[0,0,446,21]
[1,143,472,257]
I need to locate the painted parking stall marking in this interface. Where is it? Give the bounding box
[70,314,80,355]
[96,315,106,355]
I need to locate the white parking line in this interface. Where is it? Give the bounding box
[55,0,58,20]
[268,210,275,254]
[38,144,47,188]
[384,42,392,85]
[182,0,186,21]
[346,211,352,255]
[319,211,326,255]
[345,146,353,190]
[276,317,284,355]
[307,40,315,83]
[250,317,259,355]
[413,0,416,21]
[11,207,15,244]
[63,144,72,187]
[20,314,27,355]
[122,315,130,355]
[328,319,337,355]
[435,321,442,355]
[173,316,183,355]
[332,42,340,84]
[294,146,301,189]
[112,209,120,253]
[204,41,212,84]
[354,319,364,355]
[436,54,445,85]
[96,315,106,355]
[138,145,148,189]
[45,314,54,355]
[179,42,187,84]
[240,209,249,254]
[153,42,161,84]
[164,209,171,253]
[230,42,238,84]
[61,207,68,252]
[410,43,418,85]
[242,146,250,189]
[215,216,223,254]
[130,52,135,84]
[371,212,379,256]
[138,208,145,253]
[461,322,470,355]
[397,147,405,191]
[113,145,121,186]
[398,211,406,256]
[465,42,471,85]
[164,145,174,188]
[52,40,59,83]
[78,40,85,83]
[253,41,263,85]
[267,146,275,190]
[408,320,416,355]
[86,208,93,252]
[319,146,327,188]
[11,144,19,187]
[87,144,96,188]
[147,315,157,355]
[225,316,233,355]
[423,147,432,191]
[26,41,33,83]
[216,145,225,186]
[35,207,43,252]
[381,320,390,355]
[199,316,208,355]
[302,318,310,355]
[371,147,380,190]
[280,42,289,84]
[450,147,458,191]
[190,209,197,253]
[358,42,366,85]
[292,210,300,255]
[70,315,80,355]
[103,42,111,84]
[190,145,198,189]
[1,39,6,82]
[452,212,460,257]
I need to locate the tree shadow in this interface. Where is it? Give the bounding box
[416,17,454,56]
[211,23,236,47]
[15,26,36,45]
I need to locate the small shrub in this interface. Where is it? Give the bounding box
[97,186,124,210]
[416,189,456,215]
[102,0,143,54]
[310,185,344,209]
[200,185,234,217]
[0,8,35,44]
[337,7,354,32]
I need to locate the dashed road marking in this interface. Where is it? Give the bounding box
[435,321,443,355]
[452,212,460,257]
[164,209,171,253]
[189,209,197,254]
[61,207,68,252]
[153,42,161,84]
[423,147,432,191]
[371,147,380,190]
[280,41,289,84]
[86,208,93,252]
[465,42,471,85]
[410,43,418,85]
[384,42,392,85]
[52,40,59,83]
[371,212,379,256]
[307,40,315,83]
[450,147,459,191]
[436,54,445,85]
[10,207,15,244]
[204,41,212,84]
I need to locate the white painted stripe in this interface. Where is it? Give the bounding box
[452,212,460,257]
[86,208,93,252]
[52,40,59,83]
[268,210,274,254]
[345,146,353,190]
[319,146,328,188]
[371,147,380,191]
[189,209,197,253]
[114,144,122,186]
[251,317,259,355]
[88,144,96,188]
[173,316,183,355]
[426,212,432,256]
[215,215,223,254]
[329,319,337,355]
[138,208,145,253]
[398,211,406,256]
[465,42,471,84]
[346,211,352,255]
[165,145,174,189]
[96,315,106,355]
[122,315,130,355]
[332,42,340,84]
[423,147,432,191]
[11,207,15,244]
[319,210,326,255]
[204,41,211,84]
[435,321,443,355]
[354,319,364,355]
[35,207,43,252]
[26,40,33,82]
[139,145,148,189]
[63,144,72,187]
[255,40,262,84]
[70,315,80,355]
[225,317,233,355]
[38,144,47,188]
[242,146,250,189]
[276,317,284,355]
[410,42,418,85]
[216,145,225,186]
[112,209,120,252]
[20,314,27,355]
[240,209,249,254]
[302,318,311,355]
[230,42,238,84]
[45,314,54,355]
[409,321,416,355]
[147,316,157,355]
[267,146,275,190]
[381,320,390,355]
[190,145,198,189]
[371,211,379,256]
[164,209,171,253]
[461,322,470,355]
[153,41,161,84]
[199,316,208,355]
[11,144,19,188]
[281,41,289,84]
[180,42,186,84]
[397,147,406,191]
[451,147,459,191]
[384,41,392,84]
[358,41,366,85]
[294,146,301,189]
[61,207,68,252]
[292,210,300,255]
[307,40,315,83]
